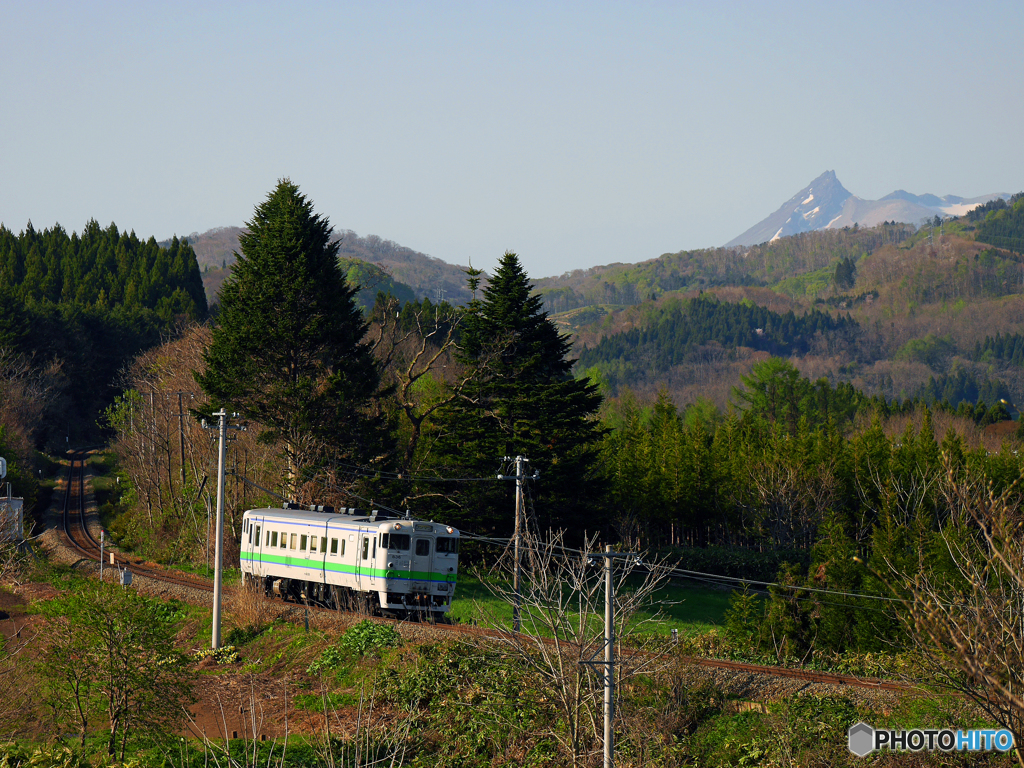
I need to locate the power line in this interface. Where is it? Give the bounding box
[307,457,500,484]
[456,530,905,606]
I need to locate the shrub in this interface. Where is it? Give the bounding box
[226,624,265,646]
[307,621,403,675]
[337,620,402,657]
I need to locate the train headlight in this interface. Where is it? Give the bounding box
[393,523,402,530]
[446,526,454,534]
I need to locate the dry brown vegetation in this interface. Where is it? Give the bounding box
[107,324,282,564]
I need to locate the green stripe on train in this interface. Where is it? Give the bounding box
[243,553,455,582]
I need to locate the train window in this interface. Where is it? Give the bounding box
[380,533,389,549]
[320,536,327,552]
[362,537,369,560]
[372,539,376,558]
[437,537,459,553]
[415,539,430,557]
[330,538,338,555]
[255,526,261,546]
[271,531,278,547]
[309,536,317,553]
[388,534,410,551]
[341,540,346,556]
[290,533,297,550]
[265,530,270,546]
[300,535,307,551]
[248,526,252,545]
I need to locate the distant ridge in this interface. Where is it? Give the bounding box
[726,172,1009,247]
[177,227,477,306]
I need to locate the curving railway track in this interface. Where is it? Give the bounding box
[57,450,913,694]
[60,450,214,594]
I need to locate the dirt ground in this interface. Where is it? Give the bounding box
[1,576,377,744]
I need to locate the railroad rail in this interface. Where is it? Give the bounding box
[679,655,910,692]
[60,450,214,595]
[58,452,913,694]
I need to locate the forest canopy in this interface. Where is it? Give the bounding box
[0,220,208,445]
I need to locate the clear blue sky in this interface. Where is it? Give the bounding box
[3,1,1022,278]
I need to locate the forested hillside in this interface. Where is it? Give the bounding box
[974,192,1024,252]
[0,220,207,449]
[554,203,1024,415]
[187,225,474,307]
[577,294,857,390]
[534,223,915,311]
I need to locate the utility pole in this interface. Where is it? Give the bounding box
[172,392,191,488]
[603,545,614,768]
[498,455,531,632]
[582,546,638,768]
[203,409,243,649]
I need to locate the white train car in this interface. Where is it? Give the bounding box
[239,504,460,619]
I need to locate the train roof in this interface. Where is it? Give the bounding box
[243,506,458,533]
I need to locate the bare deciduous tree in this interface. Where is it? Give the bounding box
[745,456,839,549]
[479,529,672,768]
[106,325,281,564]
[894,461,1024,767]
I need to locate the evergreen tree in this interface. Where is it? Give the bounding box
[433,252,604,532]
[197,180,385,486]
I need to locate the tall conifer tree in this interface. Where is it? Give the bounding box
[197,180,385,486]
[434,252,604,532]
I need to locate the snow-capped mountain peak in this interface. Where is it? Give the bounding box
[725,172,1009,248]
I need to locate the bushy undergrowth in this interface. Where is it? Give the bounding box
[307,620,403,676]
[678,624,922,678]
[380,641,557,766]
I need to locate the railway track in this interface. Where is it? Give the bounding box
[60,450,214,594]
[57,452,913,694]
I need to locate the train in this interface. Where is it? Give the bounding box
[239,503,460,619]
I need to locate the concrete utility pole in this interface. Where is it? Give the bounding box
[584,545,638,768]
[498,455,530,632]
[603,545,614,768]
[203,409,243,649]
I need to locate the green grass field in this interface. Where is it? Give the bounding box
[449,572,735,637]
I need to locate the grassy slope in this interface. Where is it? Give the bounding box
[450,573,732,636]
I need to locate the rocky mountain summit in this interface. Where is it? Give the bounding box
[726,171,1008,247]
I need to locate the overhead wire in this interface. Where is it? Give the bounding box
[233,455,910,610]
[456,529,906,606]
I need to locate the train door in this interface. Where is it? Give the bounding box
[243,517,252,574]
[357,528,369,591]
[254,517,264,577]
[301,526,312,579]
[411,524,434,595]
[318,521,330,583]
[367,530,378,589]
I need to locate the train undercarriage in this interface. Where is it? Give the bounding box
[243,573,450,622]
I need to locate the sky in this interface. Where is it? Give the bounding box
[3,1,1023,279]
